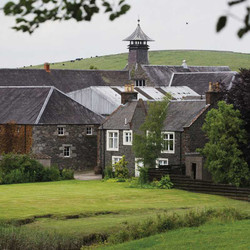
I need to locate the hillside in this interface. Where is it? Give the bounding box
[28,50,250,72]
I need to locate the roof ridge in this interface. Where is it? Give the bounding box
[0,85,53,89]
[35,87,54,124]
[173,71,235,75]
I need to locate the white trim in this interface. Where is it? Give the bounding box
[35,87,54,124]
[63,145,71,158]
[161,132,175,154]
[106,130,119,151]
[112,156,122,165]
[156,158,169,168]
[86,127,93,135]
[57,126,65,136]
[123,130,133,145]
[135,158,143,177]
[169,73,175,87]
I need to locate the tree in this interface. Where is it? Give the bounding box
[222,68,250,166]
[217,0,250,38]
[132,95,171,168]
[199,101,249,187]
[2,0,130,34]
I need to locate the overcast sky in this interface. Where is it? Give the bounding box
[0,0,249,68]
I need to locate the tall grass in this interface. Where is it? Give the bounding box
[0,208,246,250]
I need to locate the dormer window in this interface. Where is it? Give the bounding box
[135,79,146,87]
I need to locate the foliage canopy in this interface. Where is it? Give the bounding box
[133,95,171,168]
[222,68,250,166]
[199,101,249,187]
[2,0,130,33]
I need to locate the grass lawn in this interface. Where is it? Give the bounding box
[0,180,249,237]
[99,219,250,250]
[27,50,250,72]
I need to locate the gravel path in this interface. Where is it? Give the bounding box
[74,171,102,181]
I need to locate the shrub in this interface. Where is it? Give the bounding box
[104,156,130,180]
[104,165,115,179]
[113,156,129,179]
[138,167,149,185]
[156,175,173,189]
[0,153,74,184]
[61,168,74,180]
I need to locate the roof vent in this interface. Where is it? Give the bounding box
[182,60,188,69]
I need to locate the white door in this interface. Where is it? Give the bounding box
[135,158,144,177]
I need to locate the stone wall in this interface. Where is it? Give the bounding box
[32,124,99,170]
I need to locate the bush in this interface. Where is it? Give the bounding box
[113,156,129,179]
[138,167,149,185]
[61,168,74,180]
[156,175,173,189]
[104,165,115,179]
[104,156,130,180]
[0,153,74,184]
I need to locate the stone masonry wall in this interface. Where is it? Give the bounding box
[32,124,99,171]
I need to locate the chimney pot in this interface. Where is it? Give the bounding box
[44,62,50,72]
[121,84,138,104]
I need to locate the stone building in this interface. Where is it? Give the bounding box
[99,83,221,180]
[0,86,103,170]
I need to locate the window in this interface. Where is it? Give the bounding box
[86,127,92,135]
[156,158,169,168]
[162,132,175,153]
[123,130,133,145]
[57,127,64,136]
[107,130,119,151]
[135,158,144,177]
[135,79,146,87]
[112,156,122,165]
[63,146,71,157]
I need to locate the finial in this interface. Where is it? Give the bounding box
[138,17,140,25]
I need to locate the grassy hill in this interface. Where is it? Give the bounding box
[28,50,250,72]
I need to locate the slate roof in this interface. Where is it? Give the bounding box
[123,23,154,41]
[0,86,103,124]
[0,69,129,93]
[102,99,207,132]
[163,100,207,131]
[102,101,139,130]
[142,65,232,87]
[170,72,235,95]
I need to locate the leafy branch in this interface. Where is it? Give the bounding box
[2,0,130,34]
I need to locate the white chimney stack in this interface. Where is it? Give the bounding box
[182,60,188,69]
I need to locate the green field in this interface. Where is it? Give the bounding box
[1,180,250,234]
[100,220,250,250]
[0,180,250,249]
[28,50,250,72]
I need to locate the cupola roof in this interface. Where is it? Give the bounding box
[123,20,154,42]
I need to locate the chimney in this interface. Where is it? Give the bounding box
[206,82,222,105]
[44,62,50,72]
[121,84,138,104]
[182,60,188,69]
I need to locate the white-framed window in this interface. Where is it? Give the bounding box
[57,126,64,136]
[112,156,122,165]
[63,146,71,157]
[135,79,146,87]
[162,132,175,153]
[135,158,144,177]
[156,158,169,168]
[107,130,119,151]
[86,127,92,135]
[123,130,133,145]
